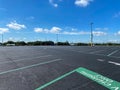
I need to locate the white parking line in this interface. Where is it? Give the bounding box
[107,50,119,56]
[0,58,62,75]
[69,49,120,58]
[0,55,52,65]
[97,59,105,62]
[108,61,120,66]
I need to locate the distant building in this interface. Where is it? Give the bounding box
[70,43,75,46]
[6,44,15,46]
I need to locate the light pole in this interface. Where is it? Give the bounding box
[56,33,58,45]
[1,33,3,46]
[90,22,93,46]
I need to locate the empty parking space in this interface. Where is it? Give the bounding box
[0,46,120,90]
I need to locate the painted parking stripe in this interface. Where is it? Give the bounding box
[36,67,120,90]
[0,59,62,75]
[97,59,105,62]
[70,49,120,58]
[107,50,119,56]
[108,61,120,66]
[0,55,52,65]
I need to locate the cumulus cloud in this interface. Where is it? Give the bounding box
[62,31,107,36]
[95,28,109,31]
[34,26,107,36]
[8,37,14,41]
[6,21,26,30]
[49,0,58,7]
[75,0,93,7]
[93,31,107,36]
[34,26,62,34]
[117,31,120,35]
[115,31,120,35]
[62,31,90,35]
[34,28,43,33]
[0,28,9,34]
[50,27,61,33]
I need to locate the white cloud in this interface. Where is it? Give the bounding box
[71,28,77,31]
[117,31,120,35]
[44,29,50,33]
[34,26,107,36]
[95,28,109,31]
[115,31,120,35]
[62,31,90,35]
[62,31,107,36]
[94,28,108,36]
[6,21,26,30]
[50,27,61,33]
[34,28,43,33]
[8,37,14,41]
[49,0,58,7]
[0,28,9,34]
[62,31,77,35]
[75,0,93,7]
[93,31,107,36]
[34,26,62,34]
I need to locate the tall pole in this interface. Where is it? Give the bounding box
[56,33,58,45]
[2,33,3,46]
[90,22,93,46]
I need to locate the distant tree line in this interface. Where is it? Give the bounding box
[94,43,120,46]
[1,41,120,46]
[57,41,70,45]
[1,41,70,46]
[74,43,89,46]
[74,43,120,46]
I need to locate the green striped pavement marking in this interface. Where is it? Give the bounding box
[35,69,76,90]
[76,67,120,90]
[36,67,120,90]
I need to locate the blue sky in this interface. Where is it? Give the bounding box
[0,0,120,43]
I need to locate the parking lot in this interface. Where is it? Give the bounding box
[0,46,120,90]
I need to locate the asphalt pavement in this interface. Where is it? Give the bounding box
[0,46,120,90]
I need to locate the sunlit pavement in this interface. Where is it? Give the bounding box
[0,46,120,90]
